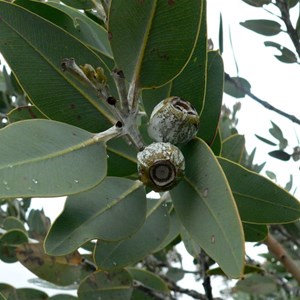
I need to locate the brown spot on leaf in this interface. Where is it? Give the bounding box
[70,103,76,109]
[108,31,113,40]
[168,0,175,5]
[77,115,81,121]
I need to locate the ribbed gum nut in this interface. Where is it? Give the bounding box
[148,97,199,145]
[137,142,185,192]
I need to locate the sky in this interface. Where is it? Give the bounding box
[1,0,300,298]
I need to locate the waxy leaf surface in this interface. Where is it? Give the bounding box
[0,120,106,198]
[170,138,245,278]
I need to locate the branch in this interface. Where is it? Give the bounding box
[199,250,213,300]
[275,0,300,58]
[265,233,300,285]
[224,73,300,126]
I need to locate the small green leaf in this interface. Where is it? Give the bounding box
[268,150,291,161]
[0,284,15,299]
[219,158,300,224]
[240,19,281,36]
[78,270,133,300]
[108,0,202,88]
[7,106,47,123]
[265,170,277,180]
[198,51,224,145]
[13,288,48,300]
[241,0,272,7]
[255,134,277,146]
[264,41,298,63]
[0,229,28,263]
[3,217,26,232]
[269,121,288,149]
[243,223,268,242]
[0,120,107,198]
[16,243,94,286]
[208,264,263,276]
[154,209,180,253]
[27,209,50,241]
[285,174,293,191]
[94,200,170,270]
[221,134,245,163]
[45,178,146,256]
[288,0,299,8]
[180,226,201,258]
[224,76,251,98]
[234,274,277,295]
[170,138,245,279]
[127,268,169,293]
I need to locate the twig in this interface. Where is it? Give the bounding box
[133,280,172,300]
[224,73,300,126]
[275,0,300,58]
[265,233,300,285]
[199,250,213,300]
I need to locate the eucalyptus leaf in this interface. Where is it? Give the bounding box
[170,138,245,279]
[78,270,133,300]
[16,243,93,286]
[45,178,147,256]
[12,288,48,300]
[243,223,268,242]
[0,229,28,263]
[219,158,300,224]
[264,41,297,63]
[221,134,245,163]
[268,150,291,161]
[0,1,114,133]
[7,106,47,123]
[198,51,224,145]
[14,0,112,58]
[240,19,281,36]
[94,200,170,270]
[224,76,251,98]
[0,120,106,198]
[127,268,169,293]
[108,0,202,88]
[0,292,6,300]
[255,134,277,146]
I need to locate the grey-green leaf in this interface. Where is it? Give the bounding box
[170,138,245,279]
[219,158,300,224]
[108,0,202,88]
[0,120,106,198]
[78,270,133,300]
[94,200,170,270]
[45,178,147,256]
[240,19,281,36]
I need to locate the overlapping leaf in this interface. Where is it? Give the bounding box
[78,270,133,300]
[170,138,245,278]
[45,178,147,256]
[0,1,113,133]
[219,158,300,224]
[94,200,169,270]
[0,120,106,198]
[16,243,94,286]
[108,0,202,88]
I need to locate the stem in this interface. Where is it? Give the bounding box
[199,250,213,300]
[93,124,123,143]
[265,233,300,285]
[111,69,129,113]
[275,0,300,58]
[225,73,300,126]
